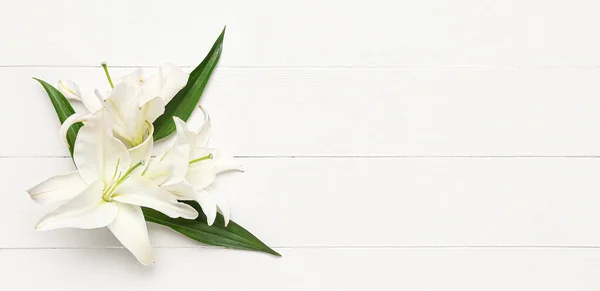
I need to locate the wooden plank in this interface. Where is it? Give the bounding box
[5,157,600,248]
[0,0,599,66]
[0,248,598,290]
[6,67,600,156]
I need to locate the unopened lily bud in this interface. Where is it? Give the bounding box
[57,80,82,101]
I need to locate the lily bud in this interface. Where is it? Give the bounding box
[57,80,82,101]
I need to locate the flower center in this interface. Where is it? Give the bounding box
[101,160,144,202]
[129,120,152,148]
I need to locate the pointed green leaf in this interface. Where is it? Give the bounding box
[33,78,83,156]
[153,27,226,141]
[143,201,280,257]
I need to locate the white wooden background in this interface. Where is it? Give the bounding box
[1,0,600,290]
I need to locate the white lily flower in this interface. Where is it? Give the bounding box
[121,63,189,105]
[145,109,242,226]
[57,80,104,113]
[27,110,198,265]
[59,63,187,155]
[59,82,164,164]
[103,83,165,147]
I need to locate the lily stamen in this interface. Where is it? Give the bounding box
[102,161,145,201]
[189,153,213,165]
[109,158,121,182]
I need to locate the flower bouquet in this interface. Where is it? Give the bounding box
[27,27,279,265]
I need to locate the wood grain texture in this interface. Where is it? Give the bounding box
[0,0,599,66]
[2,0,599,289]
[1,248,599,291]
[5,157,600,248]
[4,67,600,156]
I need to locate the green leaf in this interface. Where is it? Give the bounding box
[33,78,83,156]
[143,201,281,257]
[153,27,226,141]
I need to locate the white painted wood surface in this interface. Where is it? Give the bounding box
[2,248,599,291]
[1,0,600,67]
[6,67,600,156]
[4,157,600,248]
[1,0,599,289]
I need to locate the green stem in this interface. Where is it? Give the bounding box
[189,153,213,165]
[101,62,114,89]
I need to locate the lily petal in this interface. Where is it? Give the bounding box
[193,190,218,226]
[57,80,81,101]
[215,157,244,174]
[195,106,211,147]
[139,63,188,104]
[79,92,104,114]
[112,176,198,219]
[161,180,197,200]
[189,147,243,174]
[120,68,143,89]
[158,143,191,185]
[121,63,188,105]
[107,203,154,266]
[104,83,144,147]
[186,163,217,190]
[35,181,118,231]
[59,113,91,147]
[211,190,231,226]
[74,110,130,183]
[142,158,173,186]
[208,148,244,174]
[159,182,217,225]
[27,171,87,205]
[58,81,103,113]
[155,63,189,104]
[128,121,154,174]
[173,116,197,150]
[142,97,166,124]
[121,67,161,105]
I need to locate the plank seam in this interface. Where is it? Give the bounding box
[4,65,600,70]
[2,246,600,250]
[3,155,600,159]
